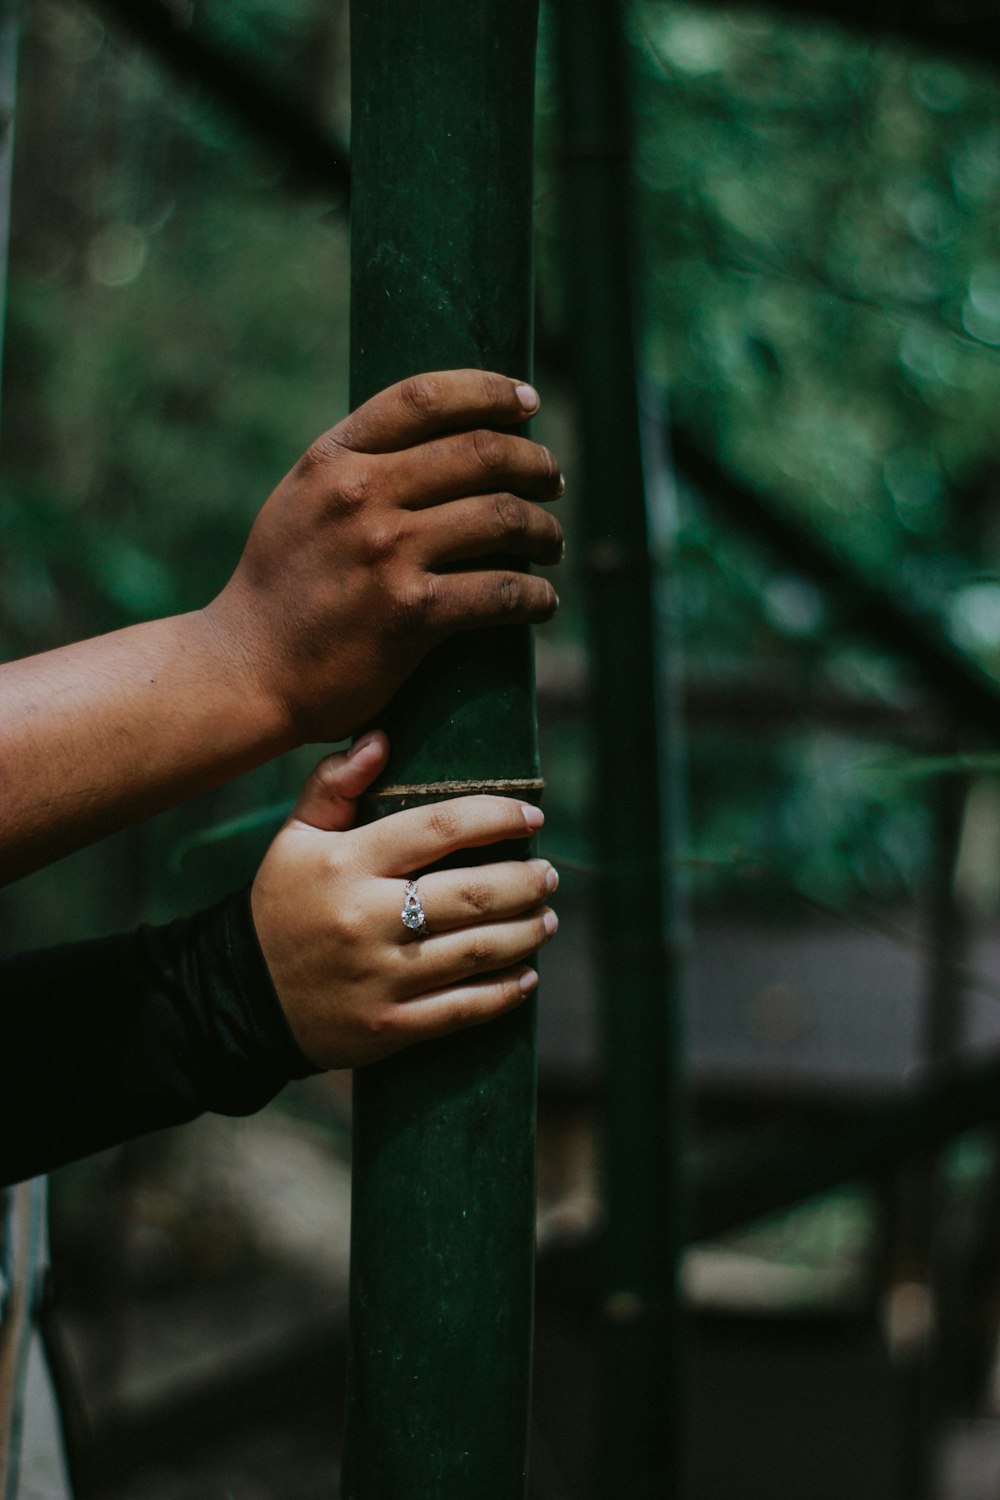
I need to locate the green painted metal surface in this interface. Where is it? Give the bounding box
[341,4,540,1496]
[554,0,684,1495]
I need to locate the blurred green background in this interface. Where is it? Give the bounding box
[8,4,1000,1495]
[7,0,1000,957]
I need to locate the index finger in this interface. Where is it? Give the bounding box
[330,371,540,455]
[353,795,543,877]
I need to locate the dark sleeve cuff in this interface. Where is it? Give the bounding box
[132,884,321,1118]
[0,888,320,1186]
[206,885,320,1100]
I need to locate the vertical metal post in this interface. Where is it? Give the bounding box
[0,15,39,1500]
[342,4,540,1497]
[893,772,971,1500]
[920,774,969,1070]
[554,1,684,1496]
[0,0,17,427]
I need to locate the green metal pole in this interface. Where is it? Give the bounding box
[341,5,540,1497]
[554,2,684,1497]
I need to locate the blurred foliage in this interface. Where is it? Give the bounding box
[0,0,350,944]
[6,0,1000,952]
[620,3,1000,915]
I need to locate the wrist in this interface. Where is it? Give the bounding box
[194,594,301,757]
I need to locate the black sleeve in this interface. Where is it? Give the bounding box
[0,889,319,1187]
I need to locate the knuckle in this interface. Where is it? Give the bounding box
[471,427,503,475]
[322,846,350,886]
[294,446,324,482]
[400,373,442,421]
[495,571,524,614]
[393,575,437,631]
[493,492,527,544]
[459,880,493,916]
[328,466,375,517]
[300,429,347,472]
[481,372,513,415]
[364,1009,392,1040]
[428,803,461,843]
[311,756,341,795]
[464,937,497,970]
[333,895,365,944]
[337,916,364,950]
[361,517,402,567]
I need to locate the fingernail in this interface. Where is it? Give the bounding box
[348,730,380,758]
[557,473,566,495]
[519,968,539,995]
[545,866,559,893]
[515,383,539,413]
[543,910,559,938]
[521,804,544,830]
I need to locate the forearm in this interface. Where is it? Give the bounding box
[0,608,294,884]
[0,370,563,883]
[0,889,316,1187]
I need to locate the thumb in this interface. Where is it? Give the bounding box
[289,730,389,832]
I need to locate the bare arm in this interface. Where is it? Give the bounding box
[0,370,563,884]
[0,734,558,1185]
[0,610,292,881]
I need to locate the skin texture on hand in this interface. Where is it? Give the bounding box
[251,732,559,1070]
[0,370,562,884]
[206,368,564,743]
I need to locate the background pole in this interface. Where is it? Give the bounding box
[554,0,685,1495]
[342,4,541,1497]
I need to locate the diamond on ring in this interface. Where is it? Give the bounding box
[401,879,430,936]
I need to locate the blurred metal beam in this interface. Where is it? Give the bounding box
[693,1047,1000,1242]
[690,0,1000,77]
[87,0,350,199]
[536,1046,1000,1316]
[554,0,685,1494]
[672,427,1000,743]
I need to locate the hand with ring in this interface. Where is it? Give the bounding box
[250,730,558,1070]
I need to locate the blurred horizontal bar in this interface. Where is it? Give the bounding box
[536,1045,1000,1312]
[537,645,949,742]
[672,427,1000,742]
[87,0,350,199]
[690,0,1000,76]
[693,1048,1000,1242]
